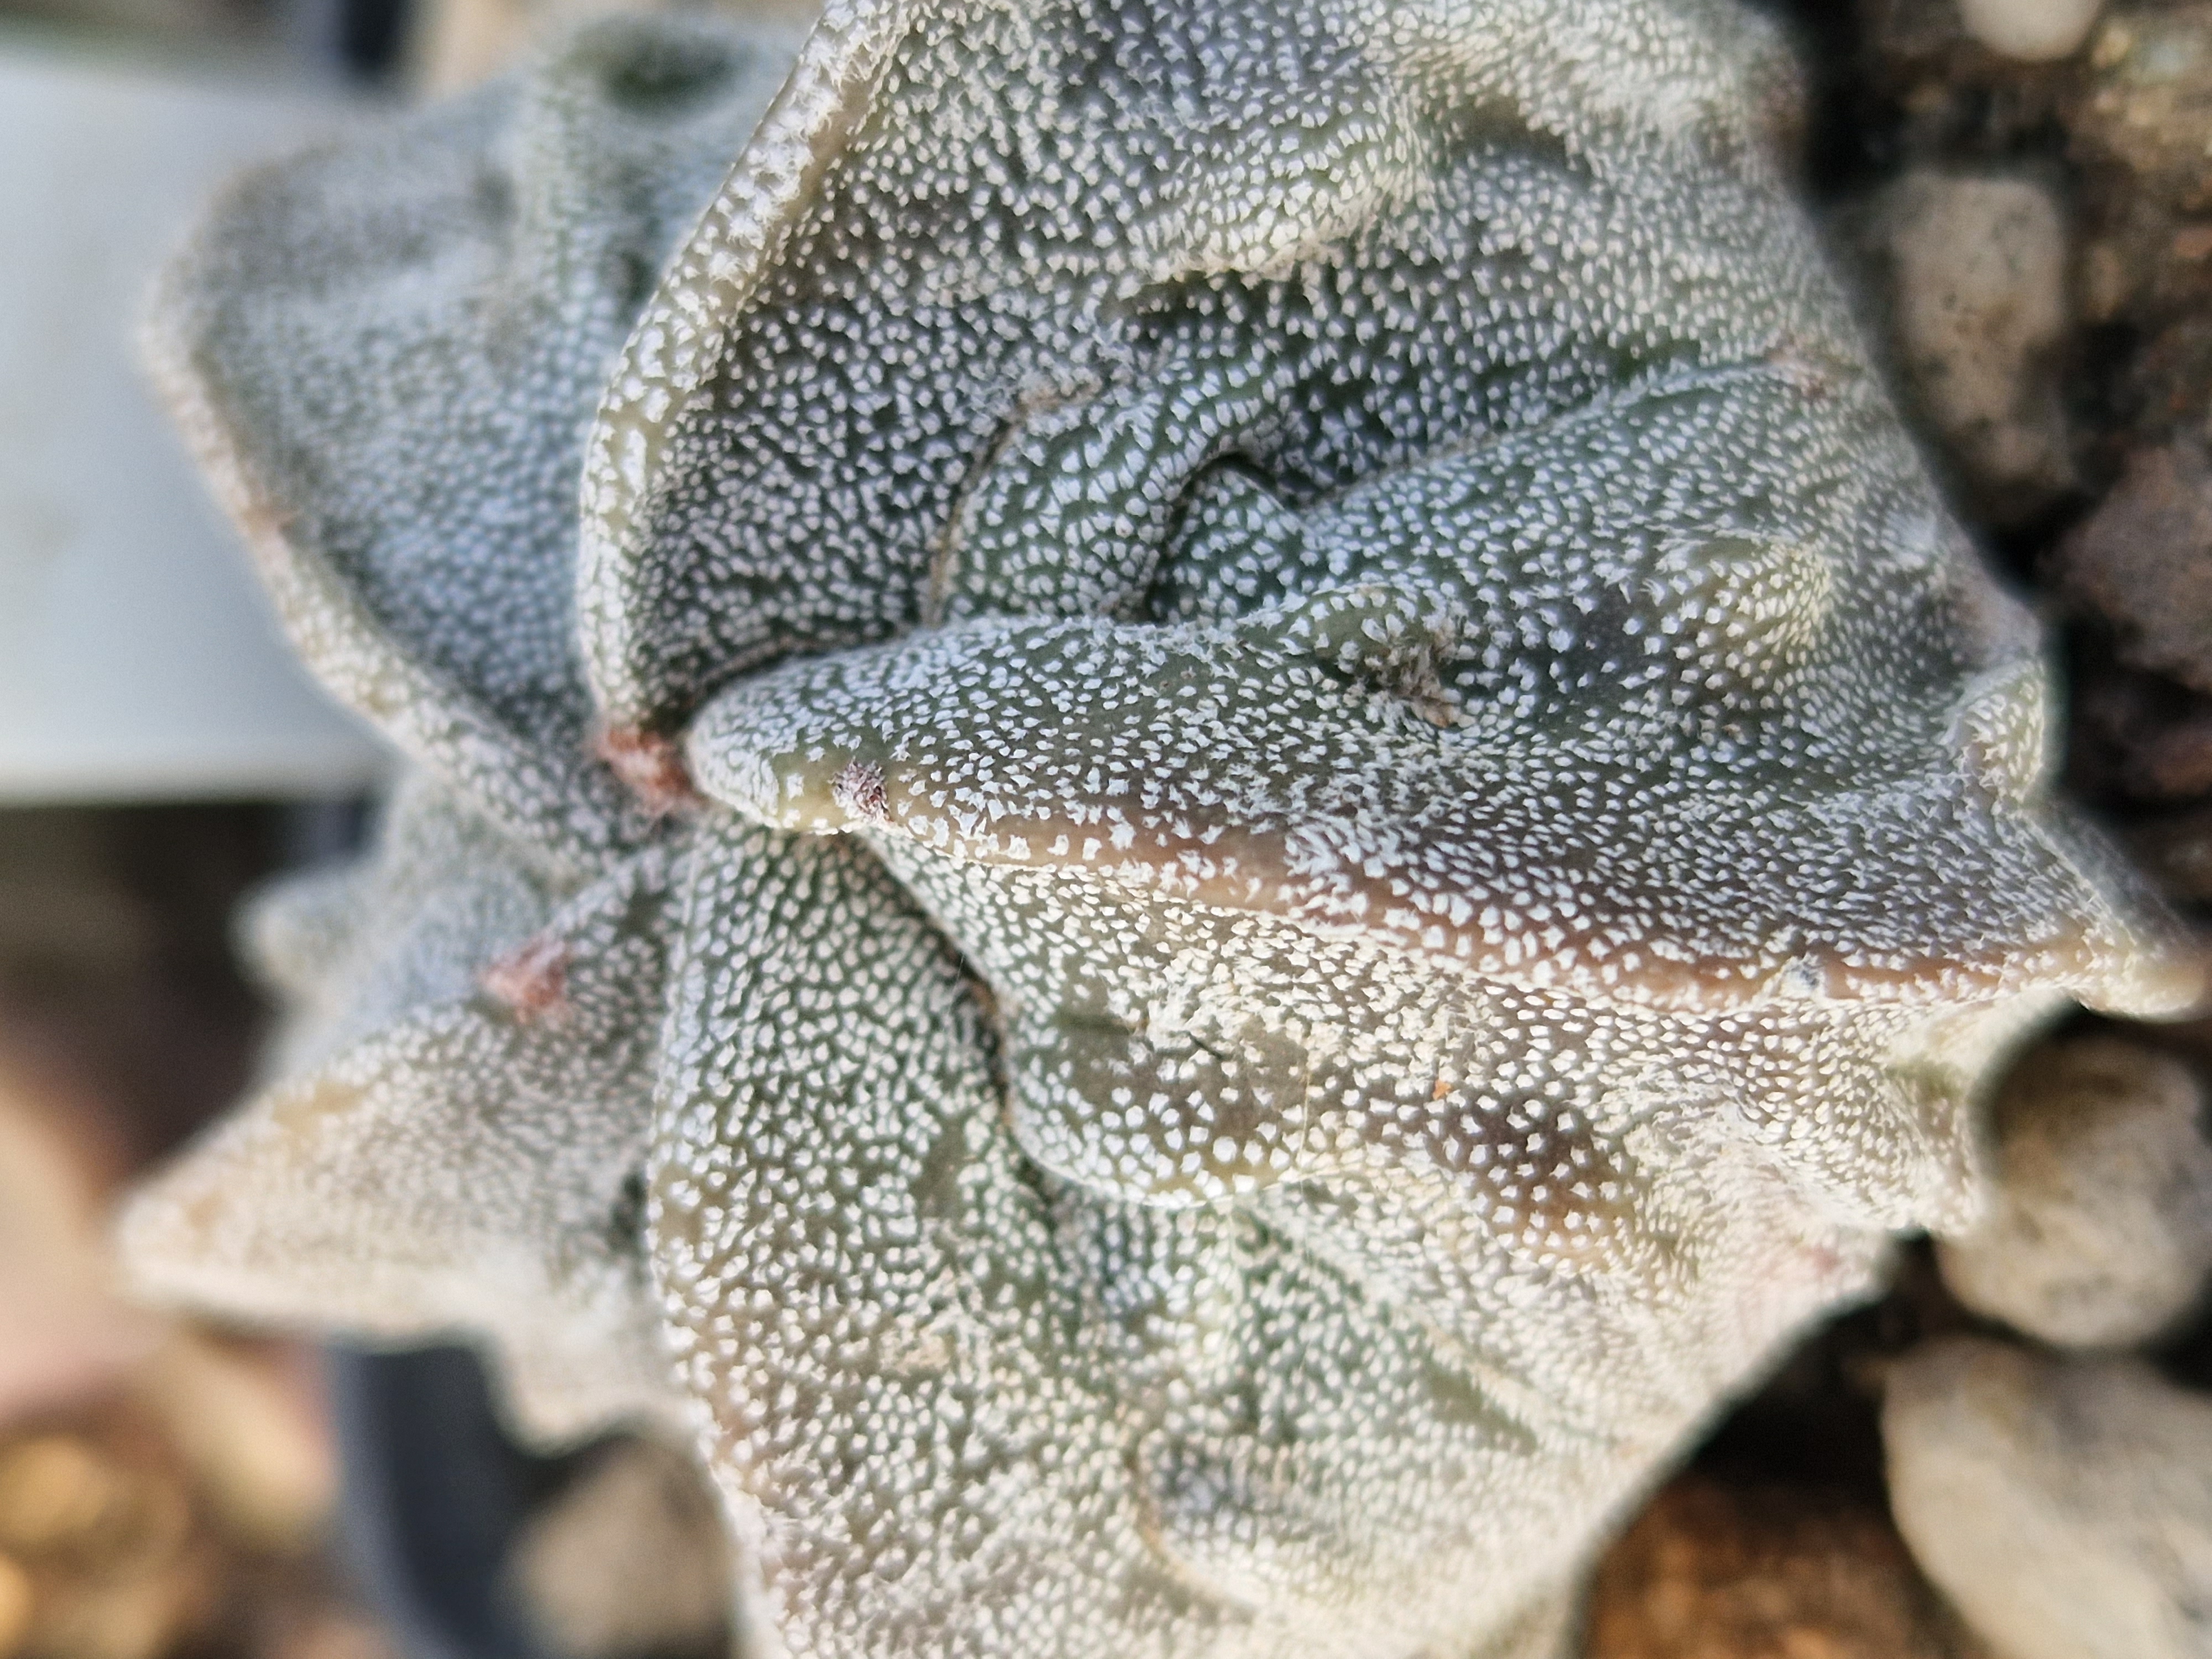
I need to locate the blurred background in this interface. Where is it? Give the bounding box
[15,0,2212,1656]
[0,0,754,1655]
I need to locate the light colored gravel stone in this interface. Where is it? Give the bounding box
[1959,0,2104,61]
[506,1434,731,1659]
[1886,1336,2212,1659]
[1868,169,2075,517]
[2073,8,2212,215]
[1938,1035,2212,1347]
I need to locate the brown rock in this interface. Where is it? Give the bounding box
[0,1556,30,1659]
[2054,444,2212,692]
[1583,1475,1984,1659]
[0,1437,129,1557]
[266,1614,401,1659]
[2125,802,2212,898]
[0,1421,206,1659]
[0,1377,399,1659]
[24,1558,205,1659]
[2124,313,2212,436]
[2066,647,2212,802]
[2127,718,2212,797]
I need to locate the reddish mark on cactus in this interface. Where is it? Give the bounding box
[832,759,891,824]
[482,932,573,1025]
[595,726,701,816]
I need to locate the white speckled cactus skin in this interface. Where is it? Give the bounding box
[122,4,2200,1657]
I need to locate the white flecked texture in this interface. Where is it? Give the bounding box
[123,4,2198,1656]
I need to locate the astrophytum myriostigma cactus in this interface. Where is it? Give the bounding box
[120,2,2201,1656]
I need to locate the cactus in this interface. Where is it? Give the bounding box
[122,3,2198,1656]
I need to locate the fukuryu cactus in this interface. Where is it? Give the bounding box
[122,2,2199,1656]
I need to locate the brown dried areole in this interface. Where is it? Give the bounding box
[121,4,2198,1657]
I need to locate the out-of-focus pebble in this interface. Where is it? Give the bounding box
[2053,444,2212,695]
[2125,805,2212,899]
[1938,1036,2212,1346]
[2066,647,2212,801]
[1583,1474,1988,1658]
[0,1380,380,1659]
[0,1086,156,1429]
[507,1434,731,1659]
[0,1556,30,1659]
[268,1614,400,1659]
[1867,169,2075,514]
[1960,0,2104,61]
[1885,1335,2212,1659]
[27,1554,204,1659]
[0,1438,126,1556]
[137,1337,333,1554]
[2075,9,2212,214]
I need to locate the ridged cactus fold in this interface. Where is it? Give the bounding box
[123,4,2199,1657]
